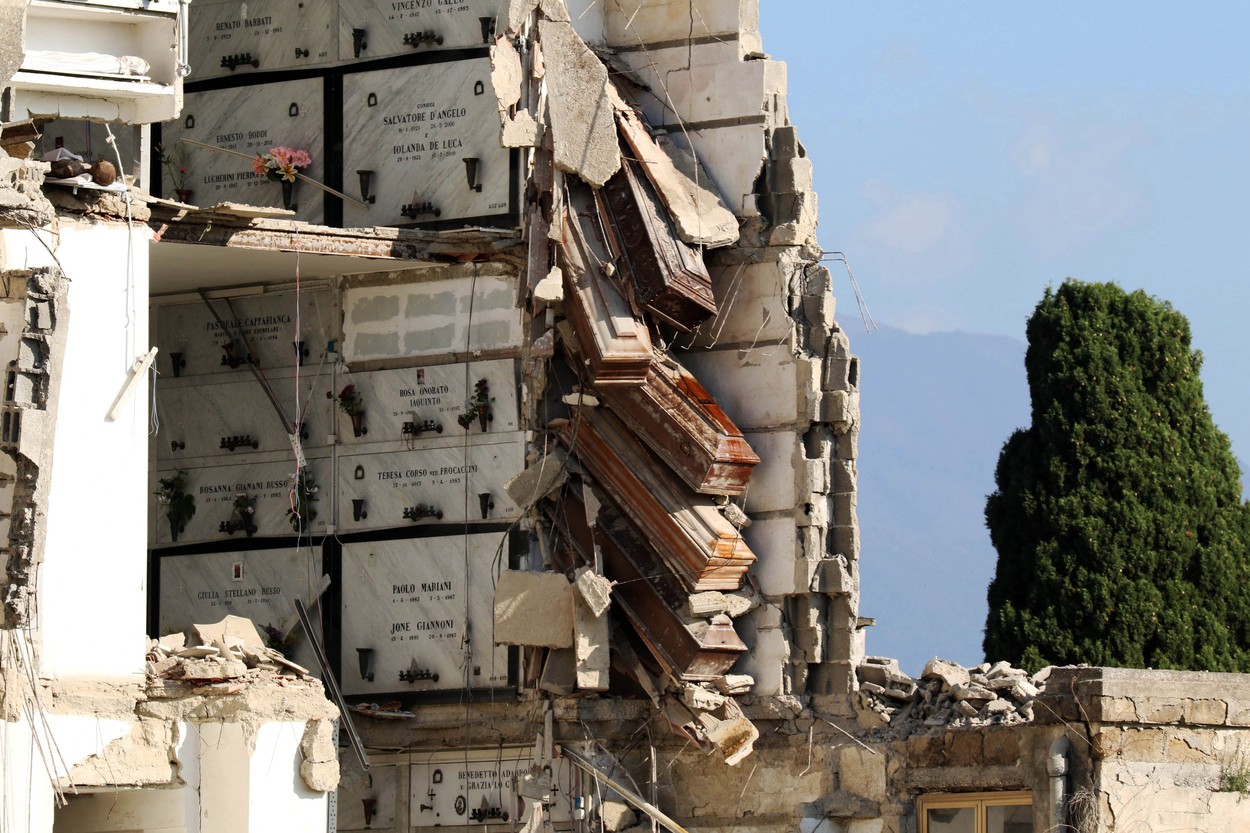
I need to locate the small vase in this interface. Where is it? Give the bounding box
[477,408,489,432]
[174,188,193,204]
[350,411,366,438]
[281,180,297,211]
[169,519,180,543]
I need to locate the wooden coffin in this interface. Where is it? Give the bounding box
[546,491,747,681]
[558,184,653,386]
[596,156,717,332]
[597,353,760,496]
[553,407,755,591]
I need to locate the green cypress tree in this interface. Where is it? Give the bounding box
[984,280,1250,672]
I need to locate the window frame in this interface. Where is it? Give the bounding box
[917,791,1033,833]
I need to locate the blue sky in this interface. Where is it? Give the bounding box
[760,3,1250,667]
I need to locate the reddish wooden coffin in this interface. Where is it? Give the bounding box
[558,184,653,387]
[596,157,717,333]
[597,353,759,496]
[553,407,755,592]
[546,492,747,681]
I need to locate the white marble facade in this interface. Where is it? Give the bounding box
[189,0,337,80]
[164,78,326,222]
[342,60,511,226]
[340,0,500,62]
[157,546,322,669]
[407,749,576,827]
[339,536,510,695]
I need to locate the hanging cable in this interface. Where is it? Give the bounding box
[820,251,878,334]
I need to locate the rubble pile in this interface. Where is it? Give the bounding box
[146,614,310,684]
[856,656,1047,732]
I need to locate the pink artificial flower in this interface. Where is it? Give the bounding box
[252,154,268,176]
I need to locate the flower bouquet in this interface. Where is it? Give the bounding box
[253,145,312,209]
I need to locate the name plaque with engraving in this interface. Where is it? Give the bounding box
[163,79,325,222]
[332,360,519,446]
[152,456,330,546]
[340,536,509,695]
[189,0,337,80]
[155,377,324,464]
[153,289,334,379]
[157,547,319,669]
[341,60,510,227]
[337,433,523,530]
[339,0,500,61]
[407,749,575,828]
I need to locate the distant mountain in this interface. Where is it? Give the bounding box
[850,326,1030,676]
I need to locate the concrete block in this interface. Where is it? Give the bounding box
[690,258,795,348]
[832,459,855,493]
[575,597,610,691]
[539,648,577,695]
[494,570,574,648]
[540,20,620,187]
[574,567,613,617]
[831,524,860,561]
[681,348,801,429]
[743,518,800,596]
[606,0,755,47]
[921,658,970,690]
[795,494,829,528]
[735,618,787,696]
[835,427,858,460]
[981,729,1020,766]
[742,431,798,514]
[811,557,852,596]
[837,745,886,803]
[847,822,882,833]
[601,801,637,832]
[1184,698,1229,725]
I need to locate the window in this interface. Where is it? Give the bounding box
[918,792,1033,833]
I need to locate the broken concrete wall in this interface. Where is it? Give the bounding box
[0,217,153,679]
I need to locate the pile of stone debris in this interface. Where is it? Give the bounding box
[856,656,1049,733]
[146,614,310,684]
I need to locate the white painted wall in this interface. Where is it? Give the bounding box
[0,712,55,833]
[249,722,328,833]
[0,219,153,680]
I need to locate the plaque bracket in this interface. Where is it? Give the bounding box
[220,53,259,72]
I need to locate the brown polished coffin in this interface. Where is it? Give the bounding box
[558,184,653,387]
[597,353,760,496]
[547,492,747,681]
[596,157,717,333]
[553,406,755,591]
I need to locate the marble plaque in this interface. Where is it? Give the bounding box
[154,375,328,464]
[408,749,574,828]
[332,360,519,447]
[163,78,326,223]
[152,456,331,546]
[339,536,510,695]
[157,547,322,670]
[153,289,335,379]
[342,276,522,361]
[339,0,499,61]
[341,60,511,227]
[337,433,524,530]
[189,0,337,80]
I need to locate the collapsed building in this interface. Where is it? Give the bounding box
[0,2,1248,832]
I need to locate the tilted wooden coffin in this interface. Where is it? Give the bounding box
[553,407,755,592]
[546,491,747,681]
[596,156,717,333]
[597,353,760,496]
[558,183,653,387]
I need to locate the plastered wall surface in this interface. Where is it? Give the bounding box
[0,220,152,680]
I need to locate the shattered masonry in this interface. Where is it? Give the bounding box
[1,266,67,628]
